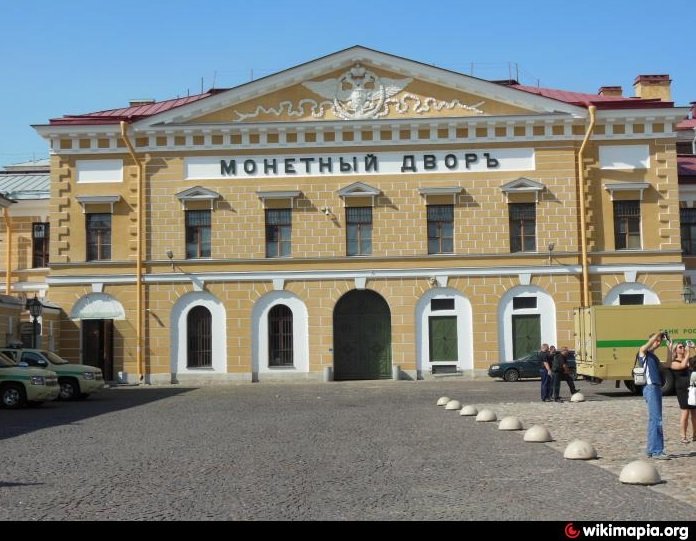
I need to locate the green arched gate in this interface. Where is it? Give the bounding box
[333,290,392,380]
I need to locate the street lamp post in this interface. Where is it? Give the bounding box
[27,295,43,348]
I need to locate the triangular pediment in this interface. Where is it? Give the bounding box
[500,177,546,193]
[175,186,221,201]
[338,182,381,198]
[137,46,585,129]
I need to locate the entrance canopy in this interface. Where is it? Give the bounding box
[70,293,125,320]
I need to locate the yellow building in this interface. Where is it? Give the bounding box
[30,46,688,383]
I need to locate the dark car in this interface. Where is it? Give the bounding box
[487,351,576,382]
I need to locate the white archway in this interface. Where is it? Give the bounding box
[70,293,125,320]
[415,288,473,374]
[498,285,557,361]
[170,291,227,375]
[604,283,660,305]
[251,291,309,375]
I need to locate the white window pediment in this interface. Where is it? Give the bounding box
[418,186,463,204]
[603,182,650,201]
[499,177,545,202]
[75,195,120,213]
[337,182,381,198]
[256,190,302,208]
[176,186,221,209]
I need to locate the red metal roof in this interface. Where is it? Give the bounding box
[49,91,224,125]
[510,84,672,109]
[48,79,677,127]
[678,155,696,177]
[677,118,696,130]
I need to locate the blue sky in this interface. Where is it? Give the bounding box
[1,0,693,168]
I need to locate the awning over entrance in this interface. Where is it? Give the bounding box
[70,293,125,320]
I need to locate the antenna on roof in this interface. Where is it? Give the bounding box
[211,70,217,90]
[201,77,204,93]
[250,68,254,81]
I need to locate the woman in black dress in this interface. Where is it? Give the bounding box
[669,341,696,444]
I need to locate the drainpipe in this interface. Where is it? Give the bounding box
[120,121,145,382]
[577,105,597,308]
[3,209,11,295]
[692,128,695,155]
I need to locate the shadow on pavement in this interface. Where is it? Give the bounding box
[0,386,198,441]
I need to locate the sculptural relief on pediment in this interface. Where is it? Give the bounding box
[228,63,487,122]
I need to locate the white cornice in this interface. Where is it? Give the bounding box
[45,262,684,286]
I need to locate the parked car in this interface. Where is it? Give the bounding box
[0,351,60,408]
[487,351,577,382]
[0,347,104,400]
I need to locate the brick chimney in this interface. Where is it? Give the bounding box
[598,86,623,97]
[633,75,671,102]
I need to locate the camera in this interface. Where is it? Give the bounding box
[687,340,695,348]
[661,330,670,342]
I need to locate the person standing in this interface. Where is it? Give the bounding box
[638,332,669,459]
[551,346,577,401]
[538,343,552,402]
[667,341,696,444]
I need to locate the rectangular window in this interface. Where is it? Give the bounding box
[32,222,50,268]
[509,203,536,252]
[680,208,696,255]
[185,210,211,258]
[619,294,644,305]
[86,213,111,261]
[346,207,372,256]
[614,201,641,250]
[513,296,537,310]
[431,298,455,311]
[265,209,292,258]
[427,205,453,254]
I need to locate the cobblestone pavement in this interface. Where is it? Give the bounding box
[0,379,694,521]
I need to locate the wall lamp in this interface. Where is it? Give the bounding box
[547,242,555,265]
[166,249,174,270]
[320,206,335,218]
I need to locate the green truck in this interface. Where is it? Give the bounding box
[0,348,104,400]
[573,303,696,395]
[0,351,60,408]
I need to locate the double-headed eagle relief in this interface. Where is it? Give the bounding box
[304,64,411,120]
[232,63,485,122]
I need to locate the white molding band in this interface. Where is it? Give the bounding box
[45,262,685,286]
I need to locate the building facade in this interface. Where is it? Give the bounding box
[29,47,688,383]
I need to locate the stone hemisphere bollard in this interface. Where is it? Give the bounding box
[459,405,478,416]
[523,424,553,442]
[436,396,450,406]
[619,461,662,485]
[475,409,497,422]
[444,399,462,410]
[570,392,585,403]
[564,439,597,460]
[498,416,524,431]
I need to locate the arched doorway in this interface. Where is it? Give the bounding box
[333,290,392,380]
[187,306,212,368]
[268,304,293,367]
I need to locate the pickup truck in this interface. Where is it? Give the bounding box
[0,351,60,408]
[0,348,104,400]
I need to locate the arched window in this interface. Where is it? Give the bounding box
[268,305,293,367]
[187,306,212,368]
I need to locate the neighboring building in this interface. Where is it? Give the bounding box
[0,159,60,349]
[31,46,688,384]
[676,102,696,295]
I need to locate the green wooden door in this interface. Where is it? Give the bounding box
[429,316,458,362]
[512,314,541,359]
[333,290,392,380]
